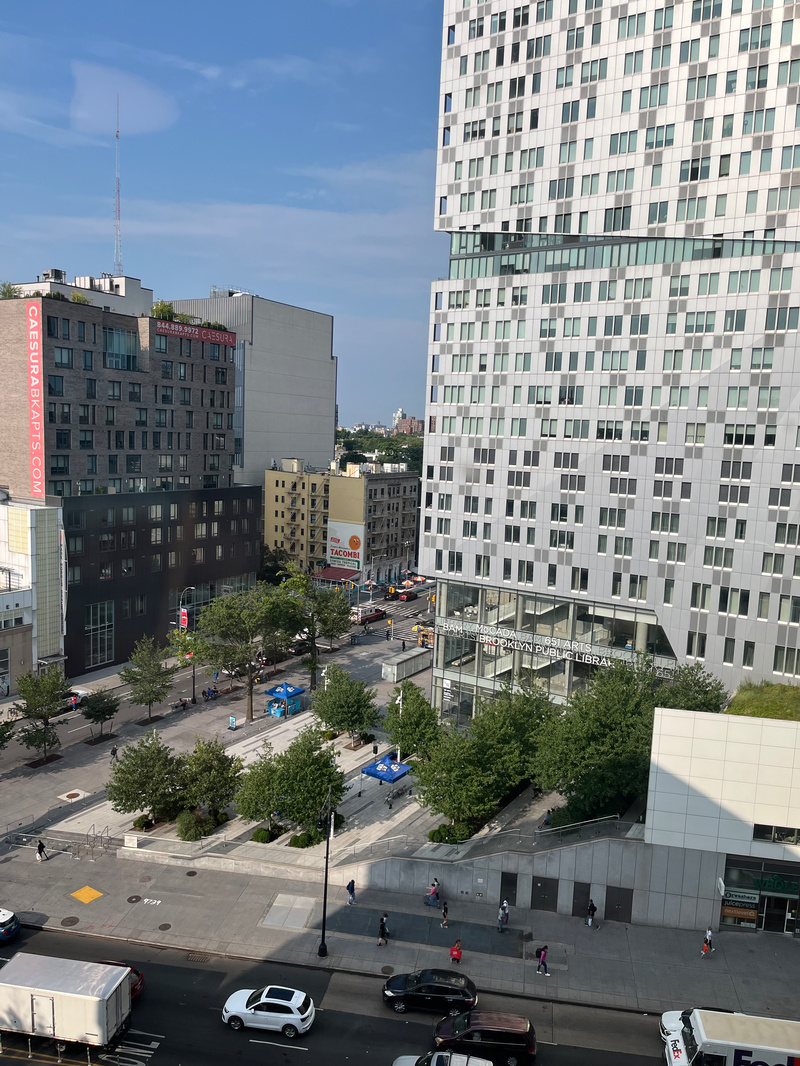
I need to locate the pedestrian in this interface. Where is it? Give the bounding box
[587,899,597,927]
[110,744,118,763]
[450,939,462,964]
[705,927,715,952]
[402,639,406,652]
[701,937,710,959]
[346,878,356,906]
[497,905,505,933]
[536,945,550,975]
[378,912,389,946]
[501,899,509,928]
[440,901,449,928]
[36,839,47,862]
[385,629,390,641]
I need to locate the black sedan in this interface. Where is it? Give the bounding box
[382,969,478,1015]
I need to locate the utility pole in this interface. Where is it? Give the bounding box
[114,94,123,276]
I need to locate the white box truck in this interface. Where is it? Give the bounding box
[0,953,131,1047]
[662,1008,800,1066]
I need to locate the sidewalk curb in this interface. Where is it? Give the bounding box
[17,920,655,1019]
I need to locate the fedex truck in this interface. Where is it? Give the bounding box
[662,1008,800,1066]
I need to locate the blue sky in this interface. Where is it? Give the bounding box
[0,0,446,425]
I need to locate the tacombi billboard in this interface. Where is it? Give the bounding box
[327,521,365,571]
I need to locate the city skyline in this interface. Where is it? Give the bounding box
[0,0,445,425]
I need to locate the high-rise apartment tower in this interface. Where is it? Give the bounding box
[421,0,800,721]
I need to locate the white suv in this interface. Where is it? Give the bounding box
[222,985,315,1039]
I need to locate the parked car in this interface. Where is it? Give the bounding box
[97,960,146,1000]
[434,1011,537,1066]
[398,591,418,602]
[383,591,401,601]
[222,984,315,1038]
[382,969,478,1015]
[0,909,20,942]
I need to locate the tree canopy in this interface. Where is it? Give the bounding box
[313,663,379,739]
[106,730,186,822]
[336,429,423,473]
[119,636,177,721]
[655,663,727,714]
[81,688,121,738]
[235,727,345,831]
[383,681,440,762]
[533,659,656,820]
[12,666,72,762]
[315,589,352,649]
[413,683,554,826]
[183,736,243,821]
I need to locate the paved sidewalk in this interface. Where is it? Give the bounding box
[0,614,798,1024]
[0,844,797,1021]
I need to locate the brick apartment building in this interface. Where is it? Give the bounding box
[0,291,260,674]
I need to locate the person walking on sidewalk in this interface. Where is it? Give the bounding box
[587,899,597,927]
[110,744,118,763]
[497,905,505,933]
[705,927,715,952]
[501,899,509,928]
[346,879,356,906]
[378,913,389,946]
[450,939,462,964]
[440,901,449,928]
[536,945,550,975]
[36,840,47,862]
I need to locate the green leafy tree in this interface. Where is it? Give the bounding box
[313,663,379,739]
[258,544,290,586]
[0,719,14,752]
[194,584,278,722]
[151,299,175,320]
[273,726,346,830]
[384,681,441,761]
[106,730,187,823]
[316,589,352,650]
[183,736,243,822]
[261,585,304,677]
[13,666,71,763]
[119,636,177,722]
[0,281,20,299]
[234,740,281,825]
[655,663,727,715]
[81,688,121,738]
[280,562,324,690]
[533,658,656,820]
[413,683,555,825]
[413,725,499,826]
[70,292,92,305]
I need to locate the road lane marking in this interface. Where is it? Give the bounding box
[250,1039,309,1051]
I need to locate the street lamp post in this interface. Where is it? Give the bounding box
[317,784,333,958]
[179,585,196,703]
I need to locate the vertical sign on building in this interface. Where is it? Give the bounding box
[27,301,44,498]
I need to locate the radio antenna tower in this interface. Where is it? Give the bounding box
[113,94,123,276]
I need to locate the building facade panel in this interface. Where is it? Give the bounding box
[422,0,800,711]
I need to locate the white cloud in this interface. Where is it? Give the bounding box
[0,88,101,147]
[287,150,435,205]
[70,61,179,135]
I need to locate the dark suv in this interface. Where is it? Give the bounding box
[382,969,477,1015]
[433,1011,537,1066]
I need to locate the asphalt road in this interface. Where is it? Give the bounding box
[0,929,663,1066]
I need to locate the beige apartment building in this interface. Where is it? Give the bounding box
[265,460,420,582]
